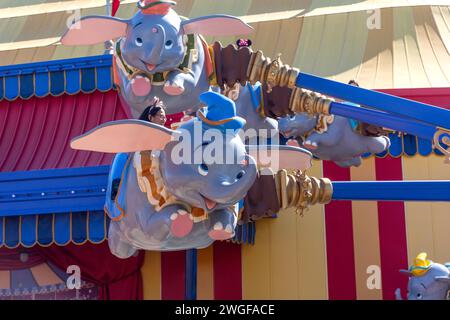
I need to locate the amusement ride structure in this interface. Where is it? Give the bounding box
[0,0,448,300]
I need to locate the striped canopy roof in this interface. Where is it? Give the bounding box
[0,1,449,88]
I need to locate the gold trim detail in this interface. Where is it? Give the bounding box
[134,151,209,222]
[197,110,237,126]
[275,170,333,216]
[315,114,335,134]
[289,87,333,115]
[247,51,299,92]
[433,127,450,164]
[222,83,241,101]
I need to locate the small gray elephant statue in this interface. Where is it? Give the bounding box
[70,91,311,258]
[60,0,253,117]
[278,112,391,167]
[395,253,450,300]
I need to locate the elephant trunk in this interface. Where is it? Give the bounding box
[148,24,166,65]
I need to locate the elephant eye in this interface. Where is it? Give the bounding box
[416,293,423,299]
[165,40,173,49]
[236,170,245,180]
[135,37,143,47]
[198,163,208,176]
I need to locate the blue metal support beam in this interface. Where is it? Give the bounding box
[296,72,450,130]
[332,180,450,202]
[0,166,109,216]
[330,101,437,141]
[185,249,197,300]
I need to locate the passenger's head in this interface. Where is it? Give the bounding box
[139,97,167,125]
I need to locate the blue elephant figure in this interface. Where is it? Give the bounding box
[60,0,253,117]
[70,91,311,258]
[278,112,391,167]
[396,253,450,300]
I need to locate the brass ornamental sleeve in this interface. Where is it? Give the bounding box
[275,170,333,215]
[247,51,300,91]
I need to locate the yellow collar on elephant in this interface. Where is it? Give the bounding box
[133,150,208,222]
[114,35,197,85]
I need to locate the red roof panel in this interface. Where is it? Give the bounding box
[0,90,128,172]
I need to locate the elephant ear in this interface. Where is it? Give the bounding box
[70,119,176,153]
[61,16,129,45]
[181,14,253,36]
[246,145,312,171]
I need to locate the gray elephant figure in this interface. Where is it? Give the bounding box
[233,83,279,143]
[278,113,391,167]
[396,253,450,300]
[60,0,253,117]
[70,91,311,258]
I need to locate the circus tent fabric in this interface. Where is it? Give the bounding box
[0,1,449,89]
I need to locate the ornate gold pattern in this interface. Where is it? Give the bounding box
[222,82,241,101]
[247,51,299,92]
[432,127,450,164]
[289,87,333,115]
[275,170,333,216]
[315,114,335,134]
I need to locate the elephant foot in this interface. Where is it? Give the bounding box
[131,75,151,96]
[170,209,193,238]
[208,222,234,240]
[304,140,318,150]
[163,81,185,96]
[287,139,300,147]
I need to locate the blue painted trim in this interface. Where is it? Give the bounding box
[185,249,197,300]
[296,73,450,130]
[0,55,114,100]
[389,132,403,157]
[0,210,107,249]
[54,213,71,245]
[0,55,113,77]
[332,180,450,201]
[0,166,110,216]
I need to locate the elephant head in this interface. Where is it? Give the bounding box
[60,0,253,116]
[60,1,252,75]
[71,91,312,213]
[278,113,317,139]
[396,253,450,300]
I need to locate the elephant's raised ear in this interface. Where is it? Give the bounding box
[61,16,129,46]
[71,119,176,153]
[246,145,312,171]
[181,15,253,36]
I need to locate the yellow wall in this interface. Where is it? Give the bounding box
[141,251,161,300]
[242,160,328,299]
[402,154,450,264]
[350,157,382,300]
